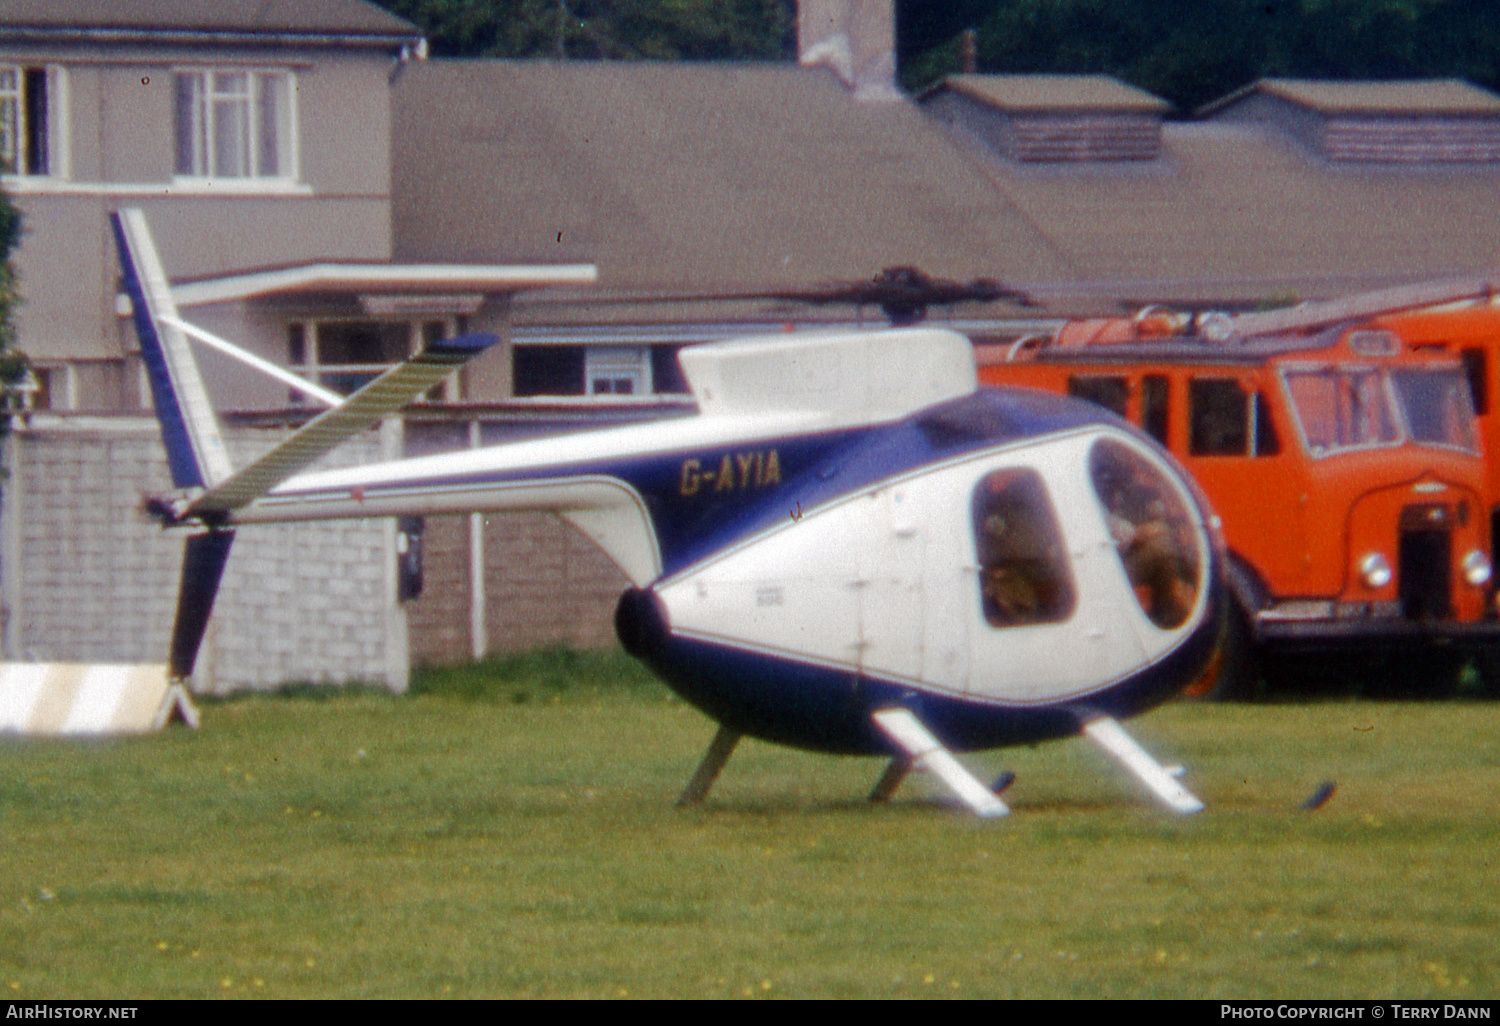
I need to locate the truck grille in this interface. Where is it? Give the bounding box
[1398,504,1452,620]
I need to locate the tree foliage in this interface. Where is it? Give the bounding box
[898,0,1500,113]
[372,1,1500,112]
[371,0,794,60]
[0,189,24,426]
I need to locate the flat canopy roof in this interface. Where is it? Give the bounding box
[115,261,599,314]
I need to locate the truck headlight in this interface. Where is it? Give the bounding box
[1462,549,1492,587]
[1359,552,1393,589]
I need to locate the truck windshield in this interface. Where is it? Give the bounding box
[1284,365,1480,456]
[1391,367,1480,453]
[1283,367,1399,455]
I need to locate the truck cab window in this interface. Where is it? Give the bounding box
[1393,367,1480,452]
[1142,375,1170,445]
[1189,378,1250,456]
[1254,392,1281,455]
[1284,367,1401,455]
[1461,348,1488,416]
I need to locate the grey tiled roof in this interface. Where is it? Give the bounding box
[0,0,417,38]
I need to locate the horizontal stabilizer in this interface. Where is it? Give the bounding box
[872,707,1009,817]
[186,332,498,517]
[1082,715,1204,814]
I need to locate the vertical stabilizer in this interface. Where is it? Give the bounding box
[111,208,232,489]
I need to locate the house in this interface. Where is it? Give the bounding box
[0,0,596,688]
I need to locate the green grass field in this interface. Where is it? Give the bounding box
[1,647,1497,999]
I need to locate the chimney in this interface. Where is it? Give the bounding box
[959,29,978,75]
[798,0,899,100]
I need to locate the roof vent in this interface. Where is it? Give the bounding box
[920,75,1170,162]
[1200,79,1500,164]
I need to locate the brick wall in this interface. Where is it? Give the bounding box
[482,511,627,653]
[404,511,629,665]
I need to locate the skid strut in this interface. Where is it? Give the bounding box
[677,725,743,806]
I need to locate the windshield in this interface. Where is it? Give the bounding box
[1392,367,1480,453]
[1283,367,1399,455]
[1281,365,1478,456]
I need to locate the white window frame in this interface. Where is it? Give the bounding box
[585,345,652,397]
[287,317,461,404]
[174,67,298,183]
[0,63,67,179]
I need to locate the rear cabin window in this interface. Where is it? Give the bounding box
[1067,375,1128,417]
[972,469,1076,628]
[1089,439,1202,630]
[1189,379,1247,455]
[1142,374,1170,445]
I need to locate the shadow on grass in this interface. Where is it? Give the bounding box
[1195,657,1498,706]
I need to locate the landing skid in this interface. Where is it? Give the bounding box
[870,708,1009,817]
[1081,715,1204,814]
[673,711,1203,817]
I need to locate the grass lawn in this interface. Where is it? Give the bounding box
[0,648,1496,999]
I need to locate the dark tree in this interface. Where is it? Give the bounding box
[897,0,1500,113]
[0,189,25,423]
[372,0,795,60]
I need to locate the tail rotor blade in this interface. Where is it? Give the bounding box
[170,530,235,681]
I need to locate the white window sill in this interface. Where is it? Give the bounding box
[2,175,313,197]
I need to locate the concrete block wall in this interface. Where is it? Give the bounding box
[4,414,632,689]
[3,417,402,693]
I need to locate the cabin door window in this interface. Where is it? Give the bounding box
[971,468,1076,628]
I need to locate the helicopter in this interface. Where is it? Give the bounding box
[115,208,1223,818]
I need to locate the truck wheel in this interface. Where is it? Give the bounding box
[1182,605,1259,701]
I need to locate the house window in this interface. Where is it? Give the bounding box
[0,65,57,176]
[585,346,650,396]
[512,344,690,398]
[287,319,458,402]
[175,69,295,179]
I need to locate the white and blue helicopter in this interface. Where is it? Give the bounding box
[115,208,1224,818]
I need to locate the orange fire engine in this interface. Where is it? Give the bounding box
[978,310,1500,698]
[1372,306,1500,528]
